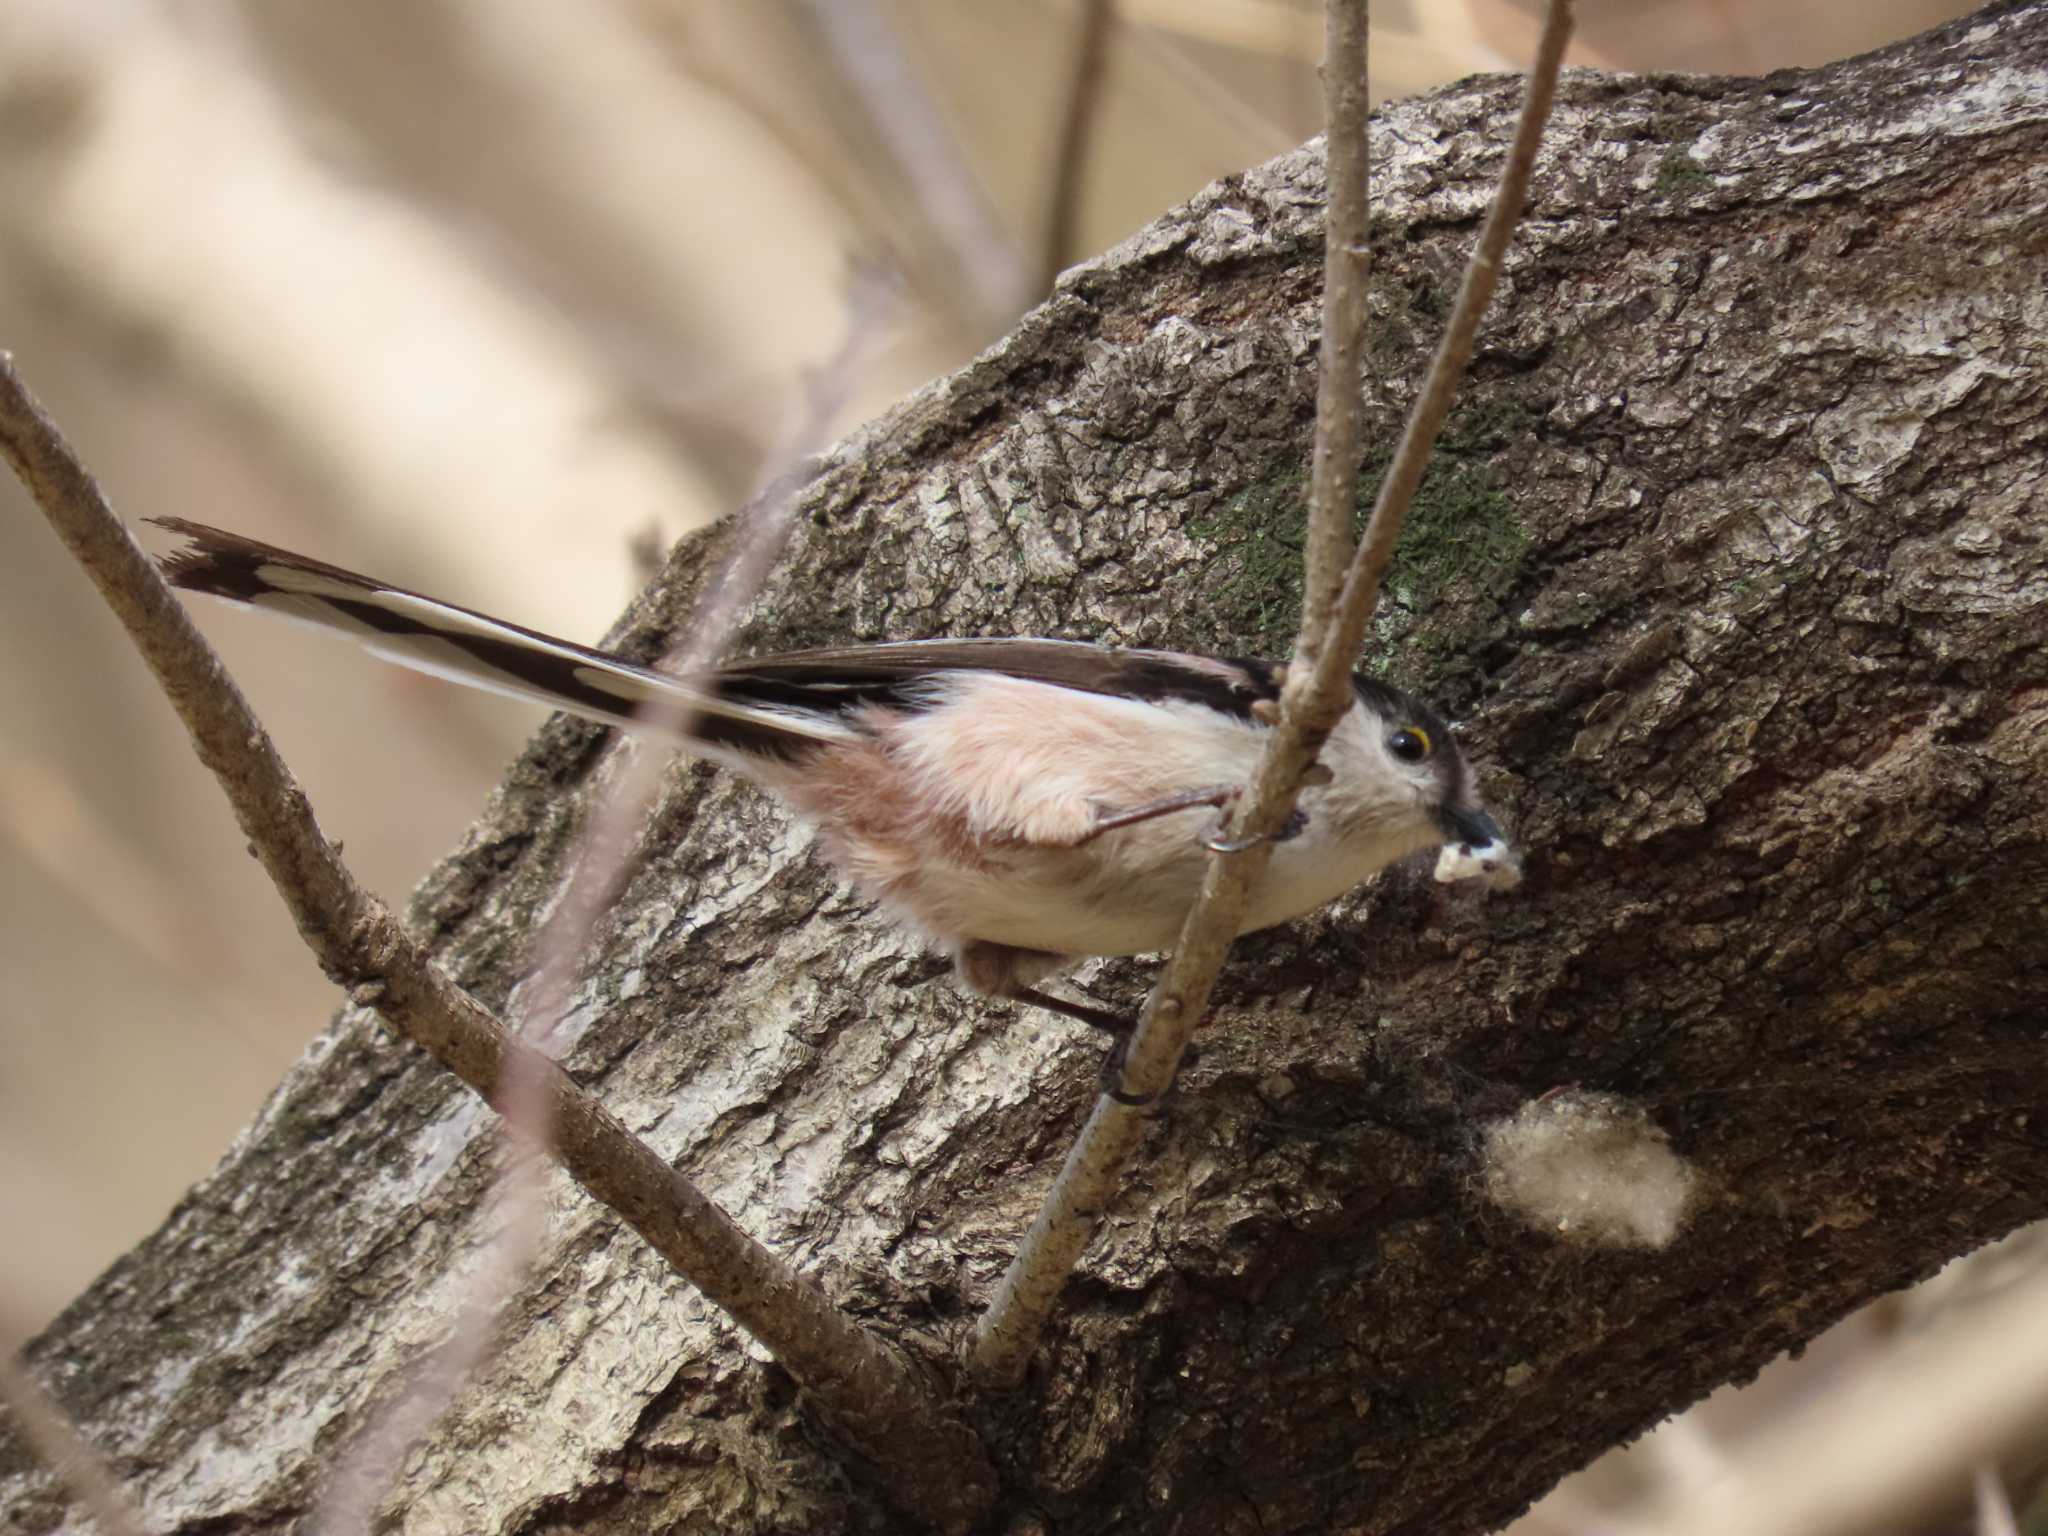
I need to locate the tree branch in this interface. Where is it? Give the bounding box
[971,0,1574,1386]
[0,355,995,1533]
[1317,0,1572,700]
[1297,0,1377,653]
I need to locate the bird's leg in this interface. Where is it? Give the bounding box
[1007,985,1199,1110]
[1008,984,1133,1037]
[1061,784,1238,845]
[1203,761,1328,852]
[956,943,1139,1042]
[1203,804,1309,853]
[954,941,1195,1108]
[1067,782,1316,854]
[1097,1033,1161,1109]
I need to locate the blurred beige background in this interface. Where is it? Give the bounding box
[1,0,1998,1523]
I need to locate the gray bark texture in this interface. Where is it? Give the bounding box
[8,5,2048,1533]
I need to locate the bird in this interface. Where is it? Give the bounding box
[152,517,1513,1057]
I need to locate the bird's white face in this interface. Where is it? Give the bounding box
[1231,690,1503,937]
[1319,698,1464,849]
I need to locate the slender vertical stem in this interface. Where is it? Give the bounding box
[1306,0,1573,708]
[1042,0,1117,291]
[972,0,1576,1386]
[1295,0,1374,669]
[973,0,1378,1382]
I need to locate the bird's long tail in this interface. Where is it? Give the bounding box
[151,518,855,761]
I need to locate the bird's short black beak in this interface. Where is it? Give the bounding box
[1439,804,1503,850]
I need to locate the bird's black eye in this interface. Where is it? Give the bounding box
[1387,727,1432,763]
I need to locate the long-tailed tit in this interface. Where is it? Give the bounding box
[153,519,1514,1044]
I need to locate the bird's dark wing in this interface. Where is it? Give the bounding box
[153,518,1358,766]
[713,639,1287,724]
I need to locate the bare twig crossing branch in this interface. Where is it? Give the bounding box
[1297,0,1378,652]
[0,354,995,1533]
[970,0,1575,1385]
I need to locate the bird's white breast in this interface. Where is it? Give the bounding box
[867,678,1439,957]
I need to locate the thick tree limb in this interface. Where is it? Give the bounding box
[5,5,2047,1532]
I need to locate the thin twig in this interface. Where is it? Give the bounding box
[311,260,900,1536]
[971,0,1575,1384]
[0,1310,150,1536]
[1318,1,1572,697]
[970,0,1375,1379]
[796,0,1032,333]
[1131,18,1299,161]
[1296,0,1378,670]
[1041,0,1116,292]
[0,353,996,1532]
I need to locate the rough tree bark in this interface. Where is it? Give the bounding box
[6,5,2047,1533]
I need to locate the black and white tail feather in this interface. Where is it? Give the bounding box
[152,519,1350,766]
[154,517,861,764]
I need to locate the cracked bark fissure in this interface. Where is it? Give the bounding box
[6,5,2048,1533]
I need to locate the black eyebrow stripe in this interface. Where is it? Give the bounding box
[1349,675,1471,803]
